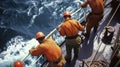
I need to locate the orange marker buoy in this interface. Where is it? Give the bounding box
[14,60,24,67]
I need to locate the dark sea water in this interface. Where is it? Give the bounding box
[0,0,89,67]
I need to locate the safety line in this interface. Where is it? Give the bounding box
[107,3,120,26]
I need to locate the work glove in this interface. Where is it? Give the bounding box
[29,47,35,54]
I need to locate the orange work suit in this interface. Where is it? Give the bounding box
[82,0,104,37]
[30,38,65,67]
[59,19,84,37]
[58,19,84,62]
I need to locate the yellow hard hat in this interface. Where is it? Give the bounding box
[63,11,71,17]
[36,32,45,40]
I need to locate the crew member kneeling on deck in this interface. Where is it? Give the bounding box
[29,32,65,67]
[81,0,104,38]
[58,11,84,63]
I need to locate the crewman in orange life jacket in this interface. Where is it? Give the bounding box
[81,0,104,38]
[29,32,65,67]
[58,11,84,63]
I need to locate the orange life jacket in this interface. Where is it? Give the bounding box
[59,19,84,37]
[30,38,62,62]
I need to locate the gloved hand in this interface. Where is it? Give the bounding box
[29,47,35,53]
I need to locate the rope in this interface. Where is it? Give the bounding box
[90,41,103,64]
[106,3,120,26]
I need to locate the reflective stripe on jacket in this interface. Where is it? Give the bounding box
[59,19,84,37]
[30,38,62,62]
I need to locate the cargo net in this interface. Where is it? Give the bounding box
[90,61,108,67]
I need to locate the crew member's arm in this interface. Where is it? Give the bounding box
[29,45,43,56]
[77,22,84,31]
[58,24,66,36]
[74,20,84,31]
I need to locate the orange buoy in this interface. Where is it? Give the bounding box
[14,60,24,67]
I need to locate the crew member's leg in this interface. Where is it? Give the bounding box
[65,39,72,63]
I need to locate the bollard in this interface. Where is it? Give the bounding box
[102,26,115,44]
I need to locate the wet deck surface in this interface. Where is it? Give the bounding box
[62,0,120,67]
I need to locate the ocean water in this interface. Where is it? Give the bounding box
[0,0,89,67]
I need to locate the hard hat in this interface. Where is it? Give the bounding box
[36,32,45,40]
[63,11,71,17]
[14,61,24,67]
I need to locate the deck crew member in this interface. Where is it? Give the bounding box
[29,32,65,67]
[81,0,104,38]
[58,11,84,63]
